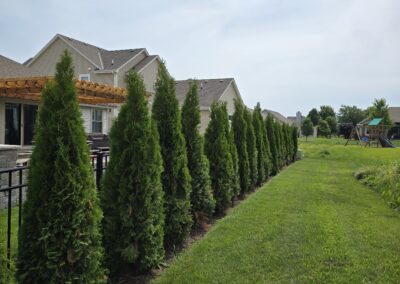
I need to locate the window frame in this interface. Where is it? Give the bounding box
[91,109,103,133]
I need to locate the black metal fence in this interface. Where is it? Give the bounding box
[0,149,109,279]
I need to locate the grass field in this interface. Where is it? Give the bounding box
[0,207,19,283]
[154,138,400,283]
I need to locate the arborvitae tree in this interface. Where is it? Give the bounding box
[101,72,164,275]
[204,102,234,212]
[17,51,104,283]
[229,129,241,198]
[152,61,192,248]
[274,121,284,169]
[291,127,298,162]
[232,100,250,194]
[284,124,293,164]
[243,108,258,189]
[265,114,279,175]
[181,82,215,226]
[252,103,266,185]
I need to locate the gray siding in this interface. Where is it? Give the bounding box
[219,83,240,115]
[117,51,147,88]
[139,59,159,93]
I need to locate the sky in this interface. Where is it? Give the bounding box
[1,0,399,116]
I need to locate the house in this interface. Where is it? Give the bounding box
[175,78,243,133]
[1,34,163,145]
[388,107,400,139]
[287,111,304,128]
[0,54,126,146]
[261,109,292,125]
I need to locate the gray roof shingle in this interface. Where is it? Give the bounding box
[175,78,233,108]
[100,49,145,70]
[262,109,292,125]
[133,55,158,72]
[0,55,44,78]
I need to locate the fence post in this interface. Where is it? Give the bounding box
[96,151,103,189]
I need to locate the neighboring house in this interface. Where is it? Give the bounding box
[25,34,163,135]
[388,107,400,139]
[262,109,292,125]
[287,111,304,128]
[0,54,126,146]
[175,78,243,133]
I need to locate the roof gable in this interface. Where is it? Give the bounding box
[175,78,234,108]
[0,55,44,78]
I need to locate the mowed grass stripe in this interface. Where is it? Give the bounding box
[155,142,400,283]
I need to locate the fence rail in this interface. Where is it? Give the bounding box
[0,149,109,277]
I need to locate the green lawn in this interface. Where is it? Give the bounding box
[154,139,400,283]
[0,207,19,283]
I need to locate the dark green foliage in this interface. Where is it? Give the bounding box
[307,108,320,126]
[265,114,279,175]
[319,105,335,120]
[17,51,104,283]
[229,129,241,198]
[274,121,284,168]
[326,116,338,135]
[252,103,267,185]
[282,124,291,164]
[232,100,250,194]
[101,72,164,275]
[301,117,314,140]
[318,119,331,137]
[152,61,192,248]
[204,102,235,212]
[291,127,298,161]
[181,82,215,226]
[244,108,258,189]
[338,105,365,126]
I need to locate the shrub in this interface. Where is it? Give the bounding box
[101,71,164,275]
[181,82,215,226]
[17,51,104,283]
[232,100,250,194]
[204,102,235,212]
[152,61,192,248]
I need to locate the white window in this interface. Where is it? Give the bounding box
[79,74,90,81]
[92,109,103,133]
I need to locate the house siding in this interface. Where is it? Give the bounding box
[117,51,147,88]
[29,37,96,78]
[199,109,211,134]
[138,59,159,93]
[219,83,239,116]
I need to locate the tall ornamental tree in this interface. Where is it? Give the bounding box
[181,82,215,226]
[265,114,279,175]
[291,127,298,161]
[204,102,234,212]
[301,117,314,141]
[232,100,250,194]
[252,103,266,185]
[307,108,320,126]
[17,51,104,283]
[229,128,241,198]
[244,108,258,189]
[152,62,192,248]
[101,72,164,275]
[274,121,284,168]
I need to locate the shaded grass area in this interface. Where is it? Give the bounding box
[0,207,19,283]
[154,139,400,283]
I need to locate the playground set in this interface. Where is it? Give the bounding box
[345,118,396,148]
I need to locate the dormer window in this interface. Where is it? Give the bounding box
[79,74,90,81]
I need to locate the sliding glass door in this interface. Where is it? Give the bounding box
[4,103,38,145]
[23,105,38,145]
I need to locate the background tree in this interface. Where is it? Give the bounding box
[252,103,266,185]
[307,108,320,126]
[17,51,104,283]
[152,61,192,248]
[265,114,279,175]
[232,100,250,194]
[369,98,392,126]
[301,117,314,141]
[244,108,258,190]
[204,102,235,212]
[338,105,365,126]
[319,105,335,120]
[101,72,164,275]
[181,82,215,226]
[326,116,338,136]
[318,119,331,137]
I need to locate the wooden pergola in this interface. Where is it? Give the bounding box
[0,76,128,104]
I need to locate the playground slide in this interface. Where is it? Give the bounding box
[378,136,396,148]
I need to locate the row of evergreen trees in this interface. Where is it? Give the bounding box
[16,51,298,283]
